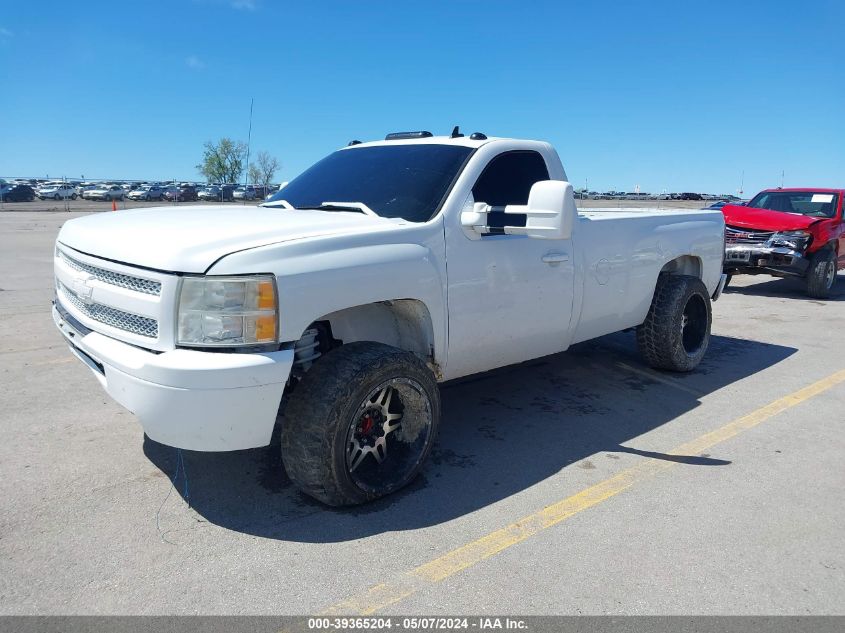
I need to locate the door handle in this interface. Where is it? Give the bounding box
[542,253,570,264]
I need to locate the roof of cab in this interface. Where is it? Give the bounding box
[339,134,500,151]
[760,187,844,194]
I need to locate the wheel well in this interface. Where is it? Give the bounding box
[660,255,702,279]
[305,300,435,362]
[820,240,838,255]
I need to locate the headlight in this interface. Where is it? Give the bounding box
[177,275,278,347]
[769,230,811,251]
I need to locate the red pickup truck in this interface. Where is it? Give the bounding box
[722,188,845,298]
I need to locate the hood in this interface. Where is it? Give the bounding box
[57,205,399,273]
[721,204,820,231]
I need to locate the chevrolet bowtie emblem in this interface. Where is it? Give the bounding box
[71,273,95,304]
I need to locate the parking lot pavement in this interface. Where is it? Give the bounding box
[0,210,843,615]
[0,198,257,214]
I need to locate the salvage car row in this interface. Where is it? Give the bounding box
[3,177,737,206]
[0,180,279,203]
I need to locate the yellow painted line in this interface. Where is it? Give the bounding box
[322,369,845,616]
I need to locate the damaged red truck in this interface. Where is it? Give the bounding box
[722,188,845,298]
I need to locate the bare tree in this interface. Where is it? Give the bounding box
[248,151,281,190]
[196,138,247,184]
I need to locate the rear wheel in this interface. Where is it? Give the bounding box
[637,274,712,372]
[806,249,837,299]
[281,342,440,506]
[53,194,60,200]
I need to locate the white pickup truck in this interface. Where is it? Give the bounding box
[53,130,726,505]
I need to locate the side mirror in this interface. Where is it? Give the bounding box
[460,181,576,240]
[507,180,576,240]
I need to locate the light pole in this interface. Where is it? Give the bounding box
[244,97,254,204]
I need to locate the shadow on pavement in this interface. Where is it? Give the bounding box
[726,273,844,302]
[143,331,795,542]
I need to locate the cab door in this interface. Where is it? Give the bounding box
[443,150,575,380]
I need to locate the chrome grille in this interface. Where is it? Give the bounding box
[57,249,161,296]
[725,225,775,246]
[57,281,158,338]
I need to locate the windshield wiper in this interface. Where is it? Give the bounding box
[259,199,295,209]
[298,201,379,217]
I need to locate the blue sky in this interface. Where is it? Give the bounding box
[1,0,842,194]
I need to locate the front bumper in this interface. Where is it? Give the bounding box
[53,303,294,451]
[723,245,810,277]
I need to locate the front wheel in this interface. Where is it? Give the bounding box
[806,249,837,299]
[53,194,60,200]
[637,274,712,372]
[281,342,440,506]
[71,193,77,200]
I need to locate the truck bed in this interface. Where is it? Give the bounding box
[578,207,718,219]
[569,207,725,345]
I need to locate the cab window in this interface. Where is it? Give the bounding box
[472,151,550,231]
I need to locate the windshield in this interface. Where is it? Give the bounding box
[266,144,474,222]
[747,191,839,218]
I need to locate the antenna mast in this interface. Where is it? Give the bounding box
[244,97,254,187]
